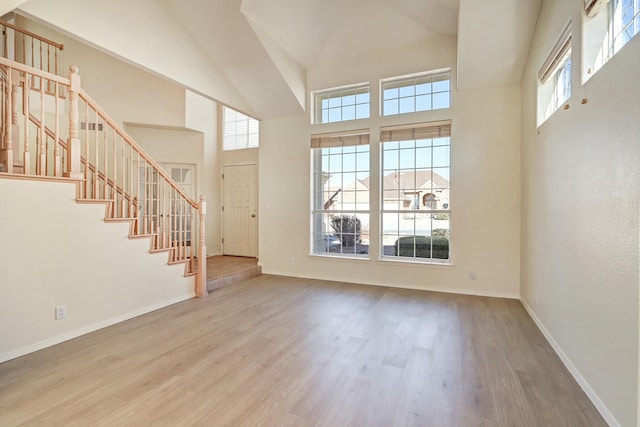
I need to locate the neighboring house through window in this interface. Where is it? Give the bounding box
[380,121,451,263]
[311,130,370,257]
[423,193,437,209]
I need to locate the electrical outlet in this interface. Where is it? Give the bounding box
[55,305,66,320]
[288,257,295,266]
[469,272,476,280]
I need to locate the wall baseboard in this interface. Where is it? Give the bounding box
[520,298,620,427]
[0,293,194,364]
[261,269,520,300]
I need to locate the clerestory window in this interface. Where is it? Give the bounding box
[313,84,370,124]
[538,21,572,126]
[222,106,259,151]
[583,0,640,80]
[381,70,451,116]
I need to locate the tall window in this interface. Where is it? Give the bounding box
[223,106,259,151]
[381,121,451,263]
[538,21,572,125]
[311,130,370,257]
[313,84,370,124]
[381,70,451,116]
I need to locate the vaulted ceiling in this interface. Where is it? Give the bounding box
[4,0,541,120]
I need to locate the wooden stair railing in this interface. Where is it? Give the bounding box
[29,113,136,211]
[0,55,207,297]
[0,58,69,175]
[0,19,64,89]
[76,88,206,280]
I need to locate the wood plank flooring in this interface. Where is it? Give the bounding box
[205,256,261,292]
[0,275,606,426]
[205,256,259,281]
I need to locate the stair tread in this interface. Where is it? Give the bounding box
[150,248,173,254]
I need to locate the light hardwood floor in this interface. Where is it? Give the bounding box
[0,275,606,426]
[205,256,261,292]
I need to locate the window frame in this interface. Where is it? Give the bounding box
[537,21,572,126]
[380,121,452,264]
[611,0,640,53]
[380,70,452,117]
[311,130,371,258]
[550,52,572,117]
[222,106,259,151]
[312,83,370,125]
[583,0,640,81]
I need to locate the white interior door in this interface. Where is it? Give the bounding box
[223,164,257,257]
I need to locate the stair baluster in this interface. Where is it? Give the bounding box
[1,69,12,172]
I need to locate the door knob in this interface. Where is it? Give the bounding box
[251,213,256,218]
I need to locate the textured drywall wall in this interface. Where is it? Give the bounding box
[520,1,640,425]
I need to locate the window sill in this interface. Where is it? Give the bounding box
[308,253,372,263]
[378,256,454,269]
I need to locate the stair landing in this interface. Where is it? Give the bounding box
[204,255,261,292]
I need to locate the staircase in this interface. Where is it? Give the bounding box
[0,20,207,297]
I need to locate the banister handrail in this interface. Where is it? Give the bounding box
[78,89,198,209]
[0,20,64,51]
[0,56,70,85]
[28,113,136,206]
[0,56,206,295]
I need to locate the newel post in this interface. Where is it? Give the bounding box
[64,65,83,179]
[195,195,208,298]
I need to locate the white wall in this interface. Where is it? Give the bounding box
[520,1,640,426]
[223,147,258,167]
[16,0,255,117]
[185,91,223,256]
[0,178,194,363]
[258,37,522,298]
[0,0,25,17]
[15,16,187,128]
